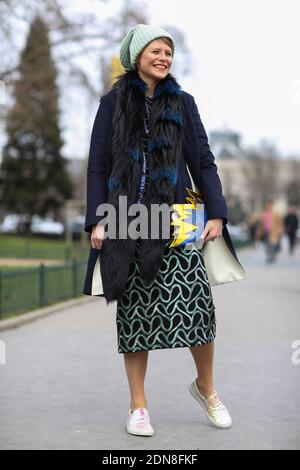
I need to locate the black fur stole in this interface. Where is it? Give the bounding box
[99,69,185,303]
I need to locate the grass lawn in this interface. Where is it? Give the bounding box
[0,233,90,260]
[0,234,91,320]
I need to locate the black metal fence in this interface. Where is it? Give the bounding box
[0,239,250,321]
[0,260,87,320]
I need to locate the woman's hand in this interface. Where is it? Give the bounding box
[91,224,105,250]
[200,218,223,242]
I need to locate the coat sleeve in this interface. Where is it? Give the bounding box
[84,96,112,234]
[187,97,228,226]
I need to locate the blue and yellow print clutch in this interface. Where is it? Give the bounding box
[168,188,208,249]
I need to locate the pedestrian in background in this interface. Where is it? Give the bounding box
[256,199,284,263]
[284,205,299,255]
[247,211,260,246]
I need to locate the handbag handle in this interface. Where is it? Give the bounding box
[185,163,198,193]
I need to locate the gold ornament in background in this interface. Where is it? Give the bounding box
[110,56,125,86]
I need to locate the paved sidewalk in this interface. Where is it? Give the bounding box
[0,237,299,450]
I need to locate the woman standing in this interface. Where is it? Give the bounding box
[84,24,238,436]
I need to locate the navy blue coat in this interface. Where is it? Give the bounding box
[83,87,239,296]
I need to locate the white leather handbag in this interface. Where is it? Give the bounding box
[91,253,103,296]
[185,164,246,286]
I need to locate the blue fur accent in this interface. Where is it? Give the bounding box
[154,79,181,97]
[126,147,140,161]
[131,78,147,94]
[108,176,119,191]
[130,75,181,98]
[151,167,177,185]
[161,107,183,125]
[148,136,168,152]
[165,80,182,95]
[153,82,164,97]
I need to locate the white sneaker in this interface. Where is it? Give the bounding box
[188,379,232,429]
[126,407,155,436]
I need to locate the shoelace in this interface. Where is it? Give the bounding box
[129,409,150,427]
[205,392,227,418]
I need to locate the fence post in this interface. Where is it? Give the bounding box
[39,263,45,307]
[65,245,72,261]
[72,259,77,297]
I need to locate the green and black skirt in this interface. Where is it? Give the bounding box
[116,239,216,353]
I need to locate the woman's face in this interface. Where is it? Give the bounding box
[136,38,173,80]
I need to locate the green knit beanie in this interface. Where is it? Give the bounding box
[120,24,175,71]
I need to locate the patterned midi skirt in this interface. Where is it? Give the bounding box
[116,239,216,354]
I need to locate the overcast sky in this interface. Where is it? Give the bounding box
[1,0,299,161]
[147,0,300,157]
[79,0,300,159]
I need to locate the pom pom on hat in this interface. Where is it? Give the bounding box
[120,24,175,71]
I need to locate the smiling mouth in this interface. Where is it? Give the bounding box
[153,65,167,70]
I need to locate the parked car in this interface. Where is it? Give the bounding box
[71,215,85,234]
[30,215,64,235]
[0,214,28,233]
[0,213,65,235]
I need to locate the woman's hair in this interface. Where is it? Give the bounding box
[134,37,173,70]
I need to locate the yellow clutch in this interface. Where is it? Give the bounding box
[168,188,207,248]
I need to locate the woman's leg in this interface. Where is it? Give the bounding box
[189,341,215,397]
[189,340,232,428]
[123,350,149,412]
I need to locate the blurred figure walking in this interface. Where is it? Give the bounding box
[284,206,299,255]
[256,199,284,263]
[247,211,260,246]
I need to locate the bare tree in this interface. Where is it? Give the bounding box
[243,139,281,212]
[0,0,191,99]
[285,159,300,206]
